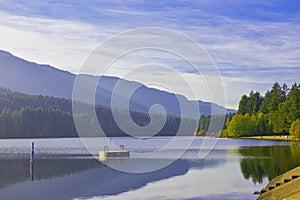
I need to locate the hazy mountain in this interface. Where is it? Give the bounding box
[0,50,236,116]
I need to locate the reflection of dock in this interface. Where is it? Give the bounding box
[99,145,130,160]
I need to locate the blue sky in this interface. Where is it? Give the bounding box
[0,0,299,108]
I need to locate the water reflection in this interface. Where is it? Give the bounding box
[239,145,300,183]
[0,158,101,189]
[0,147,227,189]
[0,158,192,200]
[1,138,299,200]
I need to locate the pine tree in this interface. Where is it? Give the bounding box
[238,95,248,115]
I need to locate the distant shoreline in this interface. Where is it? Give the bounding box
[239,135,300,142]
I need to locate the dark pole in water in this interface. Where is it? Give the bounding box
[30,142,34,181]
[31,142,34,161]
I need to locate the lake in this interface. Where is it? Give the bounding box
[0,137,300,200]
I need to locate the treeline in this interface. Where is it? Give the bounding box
[0,107,76,138]
[221,82,300,138]
[0,87,197,138]
[194,114,234,136]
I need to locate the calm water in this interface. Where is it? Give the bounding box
[0,137,300,200]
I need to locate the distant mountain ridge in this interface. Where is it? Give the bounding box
[0,50,236,116]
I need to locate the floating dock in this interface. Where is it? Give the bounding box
[99,145,130,160]
[99,150,130,158]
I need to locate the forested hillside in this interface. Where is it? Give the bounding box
[0,87,72,112]
[0,87,197,138]
[221,83,300,138]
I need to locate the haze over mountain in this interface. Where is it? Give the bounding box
[0,50,236,116]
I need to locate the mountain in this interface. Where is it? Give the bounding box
[0,50,236,116]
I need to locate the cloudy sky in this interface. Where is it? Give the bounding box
[0,0,299,109]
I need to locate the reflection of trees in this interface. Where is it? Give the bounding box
[239,145,300,183]
[0,159,190,200]
[0,158,101,189]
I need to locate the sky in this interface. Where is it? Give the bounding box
[0,0,299,109]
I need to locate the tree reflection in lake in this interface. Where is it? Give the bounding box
[0,158,190,200]
[239,145,300,183]
[0,158,101,189]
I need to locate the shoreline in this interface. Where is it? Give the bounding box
[239,135,299,142]
[257,166,300,200]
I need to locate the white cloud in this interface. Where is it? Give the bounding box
[0,11,112,72]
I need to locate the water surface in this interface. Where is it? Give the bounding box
[0,137,299,200]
